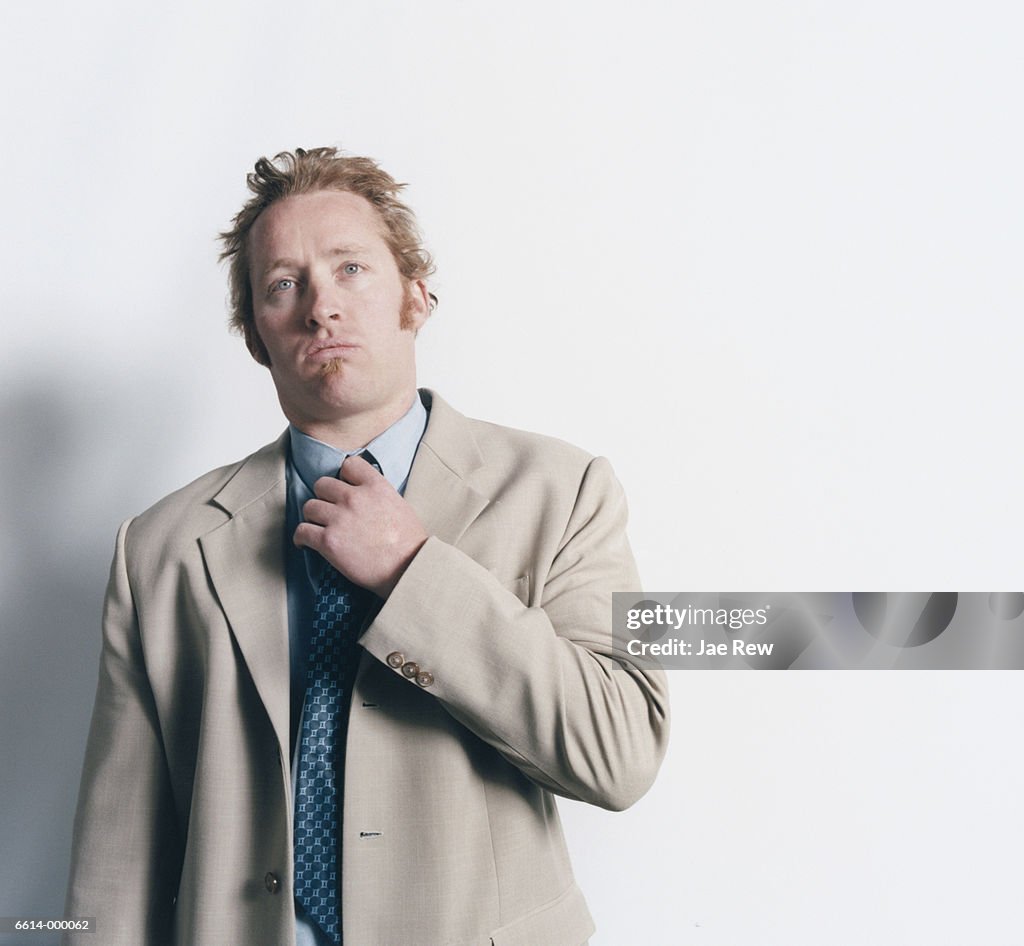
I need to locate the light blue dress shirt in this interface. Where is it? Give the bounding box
[285,393,428,946]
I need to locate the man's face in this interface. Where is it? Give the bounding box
[247,190,429,435]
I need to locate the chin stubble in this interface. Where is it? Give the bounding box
[319,357,344,377]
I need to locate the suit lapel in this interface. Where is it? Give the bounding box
[193,395,489,764]
[199,433,292,762]
[404,391,489,546]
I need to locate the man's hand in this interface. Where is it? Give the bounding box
[294,454,429,598]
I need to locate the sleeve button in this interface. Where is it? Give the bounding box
[401,661,420,678]
[415,671,434,688]
[386,652,405,669]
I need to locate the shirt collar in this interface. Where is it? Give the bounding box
[287,393,428,495]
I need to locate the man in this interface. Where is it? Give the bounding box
[64,147,669,946]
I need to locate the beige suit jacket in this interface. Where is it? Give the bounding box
[65,391,670,946]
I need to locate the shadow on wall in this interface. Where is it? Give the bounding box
[0,372,192,938]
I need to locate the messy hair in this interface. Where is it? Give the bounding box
[219,147,435,362]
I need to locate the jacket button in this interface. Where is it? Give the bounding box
[415,671,434,688]
[386,652,404,669]
[401,661,419,678]
[264,872,280,894]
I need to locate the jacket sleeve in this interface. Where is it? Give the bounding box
[359,456,670,812]
[63,519,181,946]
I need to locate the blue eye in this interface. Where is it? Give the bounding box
[272,278,296,292]
[343,263,361,275]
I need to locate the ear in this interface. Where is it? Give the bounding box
[243,321,271,367]
[401,278,432,333]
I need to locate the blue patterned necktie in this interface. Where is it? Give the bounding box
[293,452,377,945]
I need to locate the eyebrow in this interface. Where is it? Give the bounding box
[261,246,371,278]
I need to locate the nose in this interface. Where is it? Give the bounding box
[305,275,343,329]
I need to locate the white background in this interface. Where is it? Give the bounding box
[2,2,1022,943]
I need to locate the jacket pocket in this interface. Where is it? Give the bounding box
[488,883,595,946]
[503,573,530,605]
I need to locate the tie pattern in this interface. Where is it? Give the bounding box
[294,453,377,945]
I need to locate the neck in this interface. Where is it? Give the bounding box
[287,391,417,452]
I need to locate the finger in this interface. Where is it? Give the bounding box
[301,497,336,526]
[293,521,324,551]
[338,453,381,485]
[312,476,351,501]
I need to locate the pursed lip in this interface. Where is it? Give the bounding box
[305,338,358,360]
